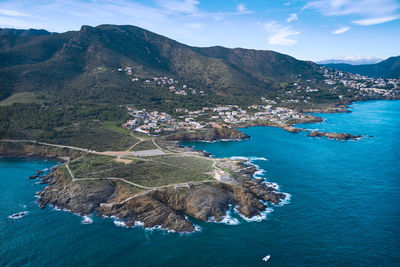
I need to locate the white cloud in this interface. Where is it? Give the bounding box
[237,4,247,13]
[352,15,400,25]
[332,26,350,34]
[304,0,400,25]
[186,22,204,30]
[264,21,300,46]
[157,0,199,14]
[287,13,298,23]
[0,8,30,17]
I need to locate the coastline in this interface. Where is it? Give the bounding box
[0,138,288,233]
[2,99,398,233]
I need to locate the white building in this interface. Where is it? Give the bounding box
[214,170,231,181]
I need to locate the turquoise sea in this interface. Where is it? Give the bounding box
[1,100,399,266]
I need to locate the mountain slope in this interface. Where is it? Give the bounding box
[323,56,400,79]
[0,24,323,104]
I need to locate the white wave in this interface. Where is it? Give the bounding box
[273,193,291,207]
[248,157,268,161]
[208,205,240,225]
[51,205,71,212]
[263,181,279,190]
[193,225,202,233]
[253,168,266,179]
[81,215,93,224]
[230,156,250,161]
[113,220,126,227]
[234,207,274,222]
[134,221,144,227]
[20,204,27,209]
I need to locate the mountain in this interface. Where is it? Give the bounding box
[323,56,400,79]
[0,28,56,37]
[0,24,323,105]
[317,57,382,65]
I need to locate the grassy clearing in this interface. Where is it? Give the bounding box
[69,154,124,177]
[40,122,137,152]
[102,121,130,135]
[0,92,45,106]
[68,152,212,187]
[132,140,157,151]
[101,160,210,187]
[152,155,213,172]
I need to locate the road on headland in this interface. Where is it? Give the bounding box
[0,138,226,199]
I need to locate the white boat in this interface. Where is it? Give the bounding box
[8,211,28,219]
[262,255,270,262]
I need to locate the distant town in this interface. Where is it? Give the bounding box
[116,66,400,135]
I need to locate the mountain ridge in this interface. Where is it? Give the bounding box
[0,24,323,104]
[322,56,400,79]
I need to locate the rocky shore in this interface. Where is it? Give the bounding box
[37,157,286,233]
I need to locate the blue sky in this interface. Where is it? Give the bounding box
[0,0,399,61]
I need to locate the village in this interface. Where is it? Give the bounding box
[118,64,400,136]
[321,67,400,97]
[122,103,308,135]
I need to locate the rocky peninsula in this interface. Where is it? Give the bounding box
[37,159,285,232]
[0,138,286,233]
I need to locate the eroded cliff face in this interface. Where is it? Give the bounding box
[37,162,286,233]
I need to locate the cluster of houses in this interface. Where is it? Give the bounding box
[122,107,208,135]
[117,67,204,96]
[122,103,308,136]
[322,68,400,97]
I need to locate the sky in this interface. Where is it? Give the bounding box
[0,0,399,61]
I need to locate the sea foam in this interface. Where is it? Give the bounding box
[208,205,240,225]
[81,215,93,224]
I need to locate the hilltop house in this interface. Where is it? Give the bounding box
[214,170,231,181]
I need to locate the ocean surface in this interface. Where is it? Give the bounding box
[1,100,399,266]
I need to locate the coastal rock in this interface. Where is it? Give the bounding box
[38,164,286,233]
[166,127,249,142]
[307,130,361,140]
[280,125,303,133]
[38,170,116,214]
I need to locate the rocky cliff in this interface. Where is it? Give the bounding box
[37,160,285,233]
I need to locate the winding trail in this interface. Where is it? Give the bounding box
[0,138,225,201]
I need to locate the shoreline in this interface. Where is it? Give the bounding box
[2,99,398,233]
[0,137,288,233]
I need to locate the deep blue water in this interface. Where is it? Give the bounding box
[1,100,399,266]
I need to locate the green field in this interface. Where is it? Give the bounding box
[68,153,212,187]
[132,140,157,151]
[152,154,213,172]
[0,92,44,106]
[103,160,209,187]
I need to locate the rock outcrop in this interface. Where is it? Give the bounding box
[307,130,361,140]
[37,160,286,233]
